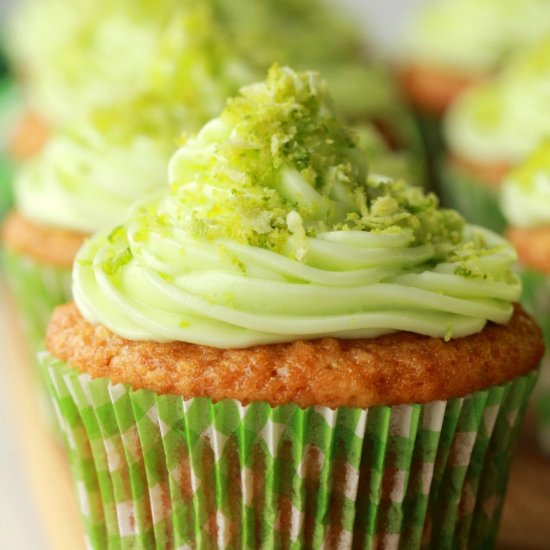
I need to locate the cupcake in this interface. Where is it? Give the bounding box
[399,0,550,191]
[400,0,550,117]
[501,141,550,455]
[41,66,543,548]
[442,38,550,232]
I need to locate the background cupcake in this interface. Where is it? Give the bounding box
[501,141,550,456]
[442,38,550,232]
[42,66,543,548]
[399,0,550,191]
[400,0,550,117]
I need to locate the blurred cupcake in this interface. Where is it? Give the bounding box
[5,0,182,127]
[442,38,550,232]
[501,141,550,455]
[400,0,550,190]
[42,67,542,548]
[400,0,550,117]
[1,96,183,373]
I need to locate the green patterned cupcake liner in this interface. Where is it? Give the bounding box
[41,352,537,549]
[439,159,506,234]
[3,248,71,419]
[519,268,550,456]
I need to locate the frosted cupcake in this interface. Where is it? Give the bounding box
[1,97,183,363]
[400,0,550,192]
[501,142,550,455]
[41,66,542,548]
[442,38,550,232]
[400,0,550,117]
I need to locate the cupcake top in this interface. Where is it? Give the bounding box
[445,38,550,164]
[74,66,520,348]
[403,0,550,75]
[501,141,550,228]
[15,97,182,234]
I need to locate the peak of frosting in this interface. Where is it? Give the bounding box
[501,140,550,228]
[73,67,520,348]
[446,38,550,163]
[167,66,460,257]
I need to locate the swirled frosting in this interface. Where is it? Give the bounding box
[501,141,550,228]
[403,0,550,74]
[446,38,550,163]
[74,67,520,348]
[7,0,179,124]
[15,99,181,233]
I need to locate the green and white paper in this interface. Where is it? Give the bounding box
[3,249,71,426]
[42,352,537,549]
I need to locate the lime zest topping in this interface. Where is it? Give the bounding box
[73,67,521,348]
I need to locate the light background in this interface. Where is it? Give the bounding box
[0,1,429,548]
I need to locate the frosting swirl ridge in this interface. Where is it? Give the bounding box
[74,67,520,348]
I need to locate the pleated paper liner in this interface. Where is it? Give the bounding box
[41,352,538,549]
[520,268,550,456]
[439,160,506,234]
[3,249,71,423]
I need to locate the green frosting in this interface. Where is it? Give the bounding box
[446,38,550,163]
[403,0,550,74]
[74,67,520,348]
[15,96,184,233]
[7,0,179,124]
[501,141,550,228]
[7,0,404,130]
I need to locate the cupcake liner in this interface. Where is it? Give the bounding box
[439,159,506,233]
[3,248,71,352]
[41,352,537,549]
[3,248,71,421]
[519,267,550,455]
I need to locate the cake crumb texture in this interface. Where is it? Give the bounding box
[46,303,543,408]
